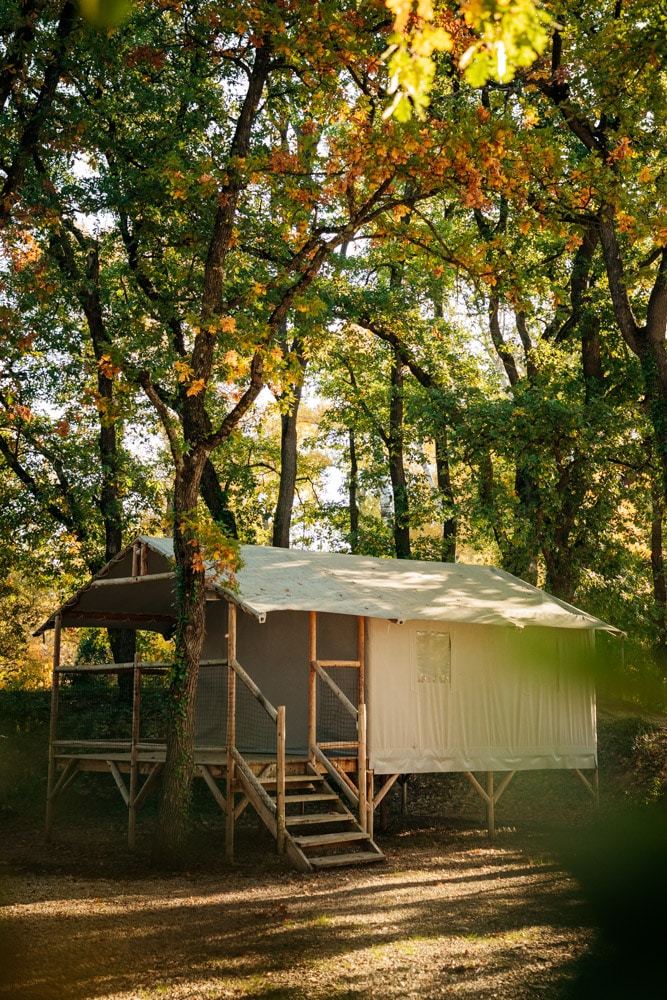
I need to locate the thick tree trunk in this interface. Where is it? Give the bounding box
[651,477,667,671]
[200,457,238,539]
[151,460,207,868]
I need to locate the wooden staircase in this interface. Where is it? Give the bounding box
[260,762,385,872]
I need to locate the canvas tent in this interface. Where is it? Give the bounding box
[38,537,620,868]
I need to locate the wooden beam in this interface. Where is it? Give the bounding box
[373,773,401,808]
[358,703,367,831]
[48,757,79,806]
[276,706,286,854]
[486,771,495,839]
[56,611,176,626]
[574,767,599,804]
[128,657,141,851]
[357,615,365,706]
[45,612,62,842]
[133,764,163,812]
[226,602,237,861]
[197,764,227,813]
[309,611,317,759]
[316,660,361,668]
[107,760,130,806]
[89,571,175,588]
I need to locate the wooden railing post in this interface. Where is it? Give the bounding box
[128,654,141,850]
[45,613,62,842]
[276,705,286,854]
[308,611,316,761]
[226,603,237,861]
[358,702,367,832]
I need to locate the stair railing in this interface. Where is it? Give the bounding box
[226,603,286,858]
[308,611,367,831]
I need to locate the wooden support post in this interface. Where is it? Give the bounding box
[107,761,130,805]
[380,775,389,832]
[226,603,237,861]
[401,775,409,814]
[140,541,148,576]
[367,769,374,840]
[357,615,365,705]
[358,702,367,832]
[574,767,600,806]
[45,613,62,842]
[276,705,286,854]
[486,771,495,839]
[308,611,317,761]
[128,656,141,851]
[131,542,140,577]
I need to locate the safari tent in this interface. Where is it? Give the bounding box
[38,537,619,871]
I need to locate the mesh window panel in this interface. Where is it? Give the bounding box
[56,673,133,745]
[139,672,170,745]
[316,666,358,755]
[235,678,276,757]
[194,664,228,748]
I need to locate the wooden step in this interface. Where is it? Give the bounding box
[293,830,370,848]
[284,792,338,804]
[261,774,324,787]
[285,812,353,827]
[309,851,385,869]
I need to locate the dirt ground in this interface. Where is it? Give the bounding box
[0,769,598,1000]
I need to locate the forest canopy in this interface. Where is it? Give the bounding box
[2,0,667,859]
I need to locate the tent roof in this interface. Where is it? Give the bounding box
[35,536,622,636]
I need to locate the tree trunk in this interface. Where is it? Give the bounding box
[348,428,360,553]
[151,460,207,868]
[434,427,456,563]
[651,476,667,671]
[200,457,238,538]
[388,349,411,559]
[272,335,306,549]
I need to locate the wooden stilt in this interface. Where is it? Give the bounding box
[486,771,495,839]
[401,775,409,814]
[45,613,62,842]
[574,767,600,805]
[357,615,365,706]
[226,603,237,861]
[367,769,374,840]
[380,775,388,832]
[276,705,286,854]
[128,656,141,850]
[308,611,317,761]
[358,703,367,831]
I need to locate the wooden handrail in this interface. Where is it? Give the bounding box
[230,657,278,722]
[311,744,359,808]
[313,661,358,719]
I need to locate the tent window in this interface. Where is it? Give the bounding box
[416,630,451,684]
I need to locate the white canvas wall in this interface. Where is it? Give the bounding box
[366,619,596,774]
